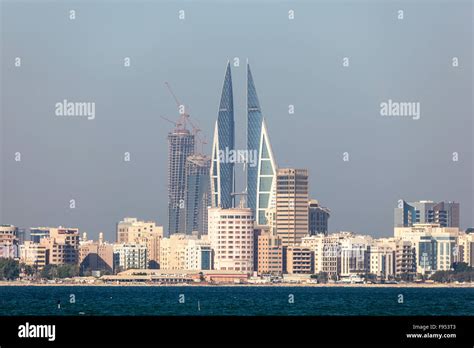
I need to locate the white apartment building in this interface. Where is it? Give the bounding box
[340,235,372,278]
[113,243,147,271]
[369,239,395,280]
[0,225,19,259]
[302,232,355,277]
[185,236,213,271]
[208,207,254,273]
[458,232,474,267]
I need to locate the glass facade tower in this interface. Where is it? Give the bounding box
[210,62,235,209]
[247,63,277,225]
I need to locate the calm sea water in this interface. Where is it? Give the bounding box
[0,286,473,316]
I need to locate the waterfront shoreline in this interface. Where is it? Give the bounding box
[1,281,473,288]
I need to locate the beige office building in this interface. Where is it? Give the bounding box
[257,231,283,275]
[208,207,254,273]
[116,217,164,267]
[160,233,198,270]
[275,168,309,246]
[40,227,79,265]
[458,232,474,267]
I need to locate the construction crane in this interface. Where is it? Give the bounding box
[165,81,189,130]
[163,82,208,154]
[160,115,184,129]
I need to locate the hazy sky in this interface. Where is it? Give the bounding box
[1,0,472,241]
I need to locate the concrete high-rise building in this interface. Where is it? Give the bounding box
[40,227,80,265]
[247,63,278,225]
[275,168,309,246]
[116,217,164,268]
[308,200,330,236]
[394,200,460,228]
[208,207,254,273]
[210,62,235,209]
[185,154,211,235]
[167,129,195,236]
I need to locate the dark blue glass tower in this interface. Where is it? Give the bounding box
[247,63,277,225]
[247,64,262,217]
[210,62,235,208]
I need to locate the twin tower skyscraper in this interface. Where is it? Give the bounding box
[210,62,277,225]
[167,61,277,236]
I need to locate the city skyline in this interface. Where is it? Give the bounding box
[1,2,472,241]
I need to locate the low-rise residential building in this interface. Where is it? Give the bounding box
[40,227,80,265]
[339,235,372,278]
[184,236,213,270]
[20,241,48,270]
[0,225,19,259]
[457,232,474,267]
[369,239,395,280]
[116,218,164,268]
[286,246,314,274]
[113,243,147,271]
[395,224,460,274]
[160,233,199,270]
[257,232,284,275]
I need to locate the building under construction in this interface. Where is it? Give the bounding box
[185,154,211,235]
[167,129,195,236]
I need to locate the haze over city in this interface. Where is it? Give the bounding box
[1,1,472,241]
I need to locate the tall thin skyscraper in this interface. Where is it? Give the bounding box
[167,129,195,236]
[210,62,235,209]
[185,154,211,235]
[247,63,277,225]
[276,168,309,246]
